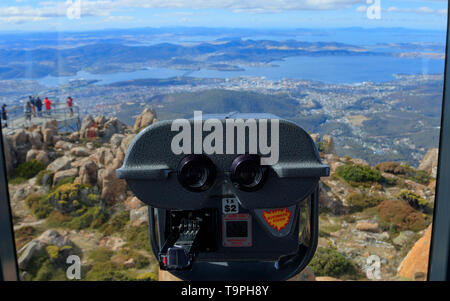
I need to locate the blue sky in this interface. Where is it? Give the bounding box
[0,0,447,32]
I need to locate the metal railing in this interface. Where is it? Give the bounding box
[2,103,81,132]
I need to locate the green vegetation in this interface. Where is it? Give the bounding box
[397,190,430,212]
[317,141,334,154]
[14,226,40,250]
[136,272,158,281]
[346,192,383,213]
[21,244,73,281]
[377,200,428,232]
[54,176,76,188]
[114,248,151,269]
[88,247,113,263]
[65,206,108,230]
[12,159,45,180]
[85,262,136,281]
[36,170,54,186]
[375,162,432,185]
[336,164,383,185]
[123,224,151,251]
[100,210,129,235]
[8,177,27,184]
[46,245,60,260]
[309,247,360,279]
[26,183,108,230]
[85,248,136,281]
[25,193,52,219]
[318,214,342,237]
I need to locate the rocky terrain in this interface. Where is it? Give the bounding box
[4,108,436,281]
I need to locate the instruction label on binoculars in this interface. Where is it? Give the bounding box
[222,198,239,214]
[263,208,292,231]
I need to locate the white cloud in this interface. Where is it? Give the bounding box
[385,5,447,15]
[355,4,447,16]
[0,0,448,24]
[0,0,365,24]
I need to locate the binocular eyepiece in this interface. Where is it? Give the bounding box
[177,154,266,192]
[117,112,329,280]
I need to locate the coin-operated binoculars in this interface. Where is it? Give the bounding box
[117,112,329,280]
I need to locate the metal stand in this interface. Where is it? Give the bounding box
[148,186,319,281]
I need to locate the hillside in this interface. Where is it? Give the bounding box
[3,107,436,281]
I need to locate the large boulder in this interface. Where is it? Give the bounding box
[119,134,135,154]
[110,133,125,149]
[98,168,127,204]
[393,231,415,246]
[18,230,73,270]
[54,140,73,151]
[28,130,43,149]
[11,129,29,148]
[95,147,115,166]
[43,120,58,131]
[125,196,144,210]
[419,148,438,178]
[53,168,79,186]
[70,146,90,157]
[42,128,57,146]
[11,129,31,163]
[133,106,157,132]
[130,206,148,226]
[41,120,58,146]
[2,135,16,174]
[47,156,72,173]
[356,222,379,233]
[67,131,80,142]
[397,225,432,280]
[74,158,98,186]
[80,115,95,139]
[26,149,49,166]
[100,117,126,142]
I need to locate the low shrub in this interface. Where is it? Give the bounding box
[14,226,39,250]
[346,192,383,213]
[397,190,429,211]
[46,245,60,260]
[136,272,158,281]
[377,200,428,232]
[54,176,75,188]
[336,164,382,184]
[124,224,151,251]
[85,262,135,281]
[375,162,431,185]
[25,193,52,219]
[88,248,113,263]
[100,210,129,235]
[9,177,27,184]
[36,170,53,186]
[309,247,359,279]
[66,206,108,230]
[13,160,45,179]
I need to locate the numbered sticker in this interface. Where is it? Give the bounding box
[222,198,239,214]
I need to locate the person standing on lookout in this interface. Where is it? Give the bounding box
[1,104,8,128]
[24,101,32,124]
[67,96,74,117]
[44,97,52,115]
[35,96,43,117]
[29,96,36,117]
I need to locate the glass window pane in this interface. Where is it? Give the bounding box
[0,0,446,281]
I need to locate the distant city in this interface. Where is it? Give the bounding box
[0,27,446,166]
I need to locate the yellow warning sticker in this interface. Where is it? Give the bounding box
[262,208,292,231]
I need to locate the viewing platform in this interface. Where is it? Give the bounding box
[2,103,81,134]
